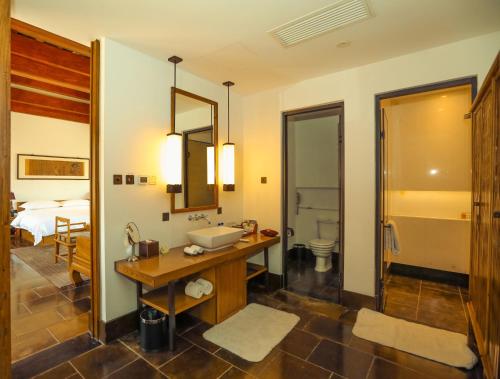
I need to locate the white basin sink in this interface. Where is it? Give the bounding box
[187,226,244,251]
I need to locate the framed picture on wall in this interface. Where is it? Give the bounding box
[17,154,90,180]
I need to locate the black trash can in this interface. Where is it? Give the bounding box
[293,243,306,264]
[140,308,167,352]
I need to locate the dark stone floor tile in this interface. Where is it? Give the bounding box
[176,312,202,335]
[181,322,220,353]
[107,358,166,379]
[160,345,230,379]
[71,341,137,379]
[274,290,345,320]
[33,284,61,298]
[48,312,90,342]
[385,284,419,307]
[384,298,417,321]
[260,351,331,379]
[417,309,467,334]
[349,335,476,379]
[388,274,421,286]
[339,309,358,325]
[308,339,373,379]
[219,366,252,378]
[367,358,428,379]
[419,287,463,309]
[304,315,352,344]
[33,362,77,379]
[119,331,192,367]
[276,303,315,329]
[10,302,30,318]
[12,309,64,336]
[12,334,100,379]
[11,287,42,303]
[12,328,58,362]
[278,328,320,359]
[24,293,71,314]
[216,347,280,376]
[57,297,91,319]
[421,280,460,294]
[61,284,91,302]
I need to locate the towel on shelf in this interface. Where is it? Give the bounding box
[185,281,203,299]
[384,219,400,255]
[196,278,213,295]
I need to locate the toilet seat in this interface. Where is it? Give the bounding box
[309,239,335,248]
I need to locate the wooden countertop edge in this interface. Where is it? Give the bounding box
[115,235,280,287]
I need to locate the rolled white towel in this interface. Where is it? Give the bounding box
[185,281,203,299]
[195,278,213,295]
[184,246,198,256]
[191,245,204,254]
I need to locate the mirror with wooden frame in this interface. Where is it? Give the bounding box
[171,88,218,213]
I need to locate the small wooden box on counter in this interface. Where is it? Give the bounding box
[139,240,159,258]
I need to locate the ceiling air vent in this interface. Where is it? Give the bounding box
[269,0,371,47]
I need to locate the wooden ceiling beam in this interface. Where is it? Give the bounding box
[12,101,89,124]
[11,32,90,76]
[12,54,90,92]
[11,87,89,115]
[11,74,90,101]
[11,18,90,57]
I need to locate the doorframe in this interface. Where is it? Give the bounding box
[1,0,11,376]
[374,76,477,311]
[0,18,101,376]
[281,101,345,301]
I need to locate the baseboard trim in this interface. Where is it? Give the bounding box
[99,310,138,343]
[341,290,376,310]
[389,263,468,288]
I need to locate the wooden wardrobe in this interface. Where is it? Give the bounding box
[468,52,500,379]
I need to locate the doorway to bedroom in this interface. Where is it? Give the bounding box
[7,19,100,364]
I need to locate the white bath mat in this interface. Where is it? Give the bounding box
[352,308,477,369]
[203,303,299,362]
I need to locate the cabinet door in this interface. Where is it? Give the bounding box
[216,258,246,322]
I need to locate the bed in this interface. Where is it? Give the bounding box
[10,202,90,246]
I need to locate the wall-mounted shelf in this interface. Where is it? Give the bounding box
[141,285,215,316]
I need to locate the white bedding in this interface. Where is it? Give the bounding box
[10,205,90,245]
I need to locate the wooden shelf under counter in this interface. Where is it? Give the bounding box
[246,263,267,281]
[141,285,215,316]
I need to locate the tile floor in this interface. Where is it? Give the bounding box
[286,251,340,302]
[384,274,469,334]
[10,252,91,364]
[12,283,482,379]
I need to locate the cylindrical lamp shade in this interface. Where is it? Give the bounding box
[165,132,182,193]
[222,142,235,191]
[207,145,215,185]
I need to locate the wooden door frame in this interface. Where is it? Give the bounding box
[374,76,477,311]
[0,16,101,376]
[1,0,11,376]
[281,102,345,301]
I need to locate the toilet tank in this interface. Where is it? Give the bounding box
[317,217,339,242]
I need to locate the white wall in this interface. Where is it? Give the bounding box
[10,112,90,202]
[242,31,500,297]
[99,38,244,321]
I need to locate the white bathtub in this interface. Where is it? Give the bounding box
[388,215,470,274]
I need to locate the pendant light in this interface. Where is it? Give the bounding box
[207,104,215,185]
[165,56,183,194]
[222,81,235,191]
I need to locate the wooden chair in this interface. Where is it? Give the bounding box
[70,235,91,284]
[54,217,89,267]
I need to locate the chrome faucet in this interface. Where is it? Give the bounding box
[188,213,211,224]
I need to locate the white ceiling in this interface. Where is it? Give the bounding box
[12,0,500,94]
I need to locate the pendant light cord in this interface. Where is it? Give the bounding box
[173,62,177,133]
[227,84,230,143]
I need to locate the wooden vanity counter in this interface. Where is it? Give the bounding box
[115,233,280,351]
[115,233,279,287]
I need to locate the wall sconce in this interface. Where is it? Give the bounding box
[165,55,183,194]
[222,81,235,191]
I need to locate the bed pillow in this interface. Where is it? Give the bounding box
[20,200,62,210]
[60,199,90,207]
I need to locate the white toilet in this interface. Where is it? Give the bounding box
[308,218,339,272]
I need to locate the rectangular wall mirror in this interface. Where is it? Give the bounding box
[171,88,218,213]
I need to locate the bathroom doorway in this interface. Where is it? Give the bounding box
[282,102,344,303]
[375,77,476,333]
